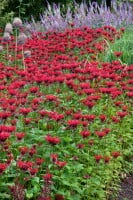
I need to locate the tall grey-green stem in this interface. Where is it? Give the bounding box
[22,46,25,71]
[15,29,18,67]
[6,43,9,65]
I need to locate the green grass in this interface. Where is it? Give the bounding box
[98,26,133,65]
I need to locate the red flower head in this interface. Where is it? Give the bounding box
[77,143,85,149]
[19,108,31,115]
[0,132,10,142]
[80,130,91,138]
[50,154,58,162]
[19,146,29,155]
[111,116,120,123]
[117,111,128,118]
[67,120,81,128]
[94,155,103,162]
[99,114,107,122]
[36,158,44,165]
[104,156,111,163]
[114,51,123,57]
[0,163,7,174]
[43,173,53,181]
[15,132,25,140]
[28,167,38,175]
[45,135,60,145]
[95,131,106,138]
[17,161,33,171]
[55,161,67,168]
[111,151,121,158]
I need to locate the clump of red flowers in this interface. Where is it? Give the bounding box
[45,135,61,145]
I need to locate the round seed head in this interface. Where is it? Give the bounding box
[24,50,31,58]
[13,17,22,28]
[17,32,27,45]
[5,23,13,34]
[2,32,11,42]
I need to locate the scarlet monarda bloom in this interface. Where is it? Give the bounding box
[80,130,91,138]
[67,120,81,127]
[0,163,7,174]
[15,132,25,140]
[104,156,111,163]
[50,154,58,162]
[43,173,53,181]
[111,151,121,158]
[36,158,44,165]
[0,132,10,142]
[94,155,103,162]
[45,135,60,145]
[95,131,106,138]
[28,167,38,175]
[55,161,67,168]
[114,51,123,57]
[17,160,33,171]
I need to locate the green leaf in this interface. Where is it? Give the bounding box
[26,191,33,199]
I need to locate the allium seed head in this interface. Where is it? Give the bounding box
[2,32,11,42]
[13,17,22,28]
[24,50,31,58]
[17,32,27,45]
[4,23,13,34]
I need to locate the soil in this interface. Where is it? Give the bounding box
[117,175,133,200]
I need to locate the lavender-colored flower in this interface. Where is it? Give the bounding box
[35,1,133,32]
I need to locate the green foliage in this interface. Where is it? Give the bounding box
[98,26,133,65]
[0,0,14,27]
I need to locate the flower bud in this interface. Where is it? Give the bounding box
[13,17,22,28]
[5,23,13,34]
[2,32,11,42]
[17,32,27,45]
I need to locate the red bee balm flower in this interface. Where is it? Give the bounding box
[0,132,10,142]
[0,163,7,174]
[17,161,33,171]
[28,167,38,175]
[99,114,107,122]
[95,131,106,138]
[80,130,91,138]
[43,173,52,181]
[45,135,60,145]
[94,155,103,162]
[111,151,121,158]
[104,156,111,163]
[114,51,123,57]
[50,154,58,162]
[36,158,44,165]
[55,161,67,168]
[15,132,25,140]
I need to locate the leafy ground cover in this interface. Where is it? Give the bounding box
[0,23,133,200]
